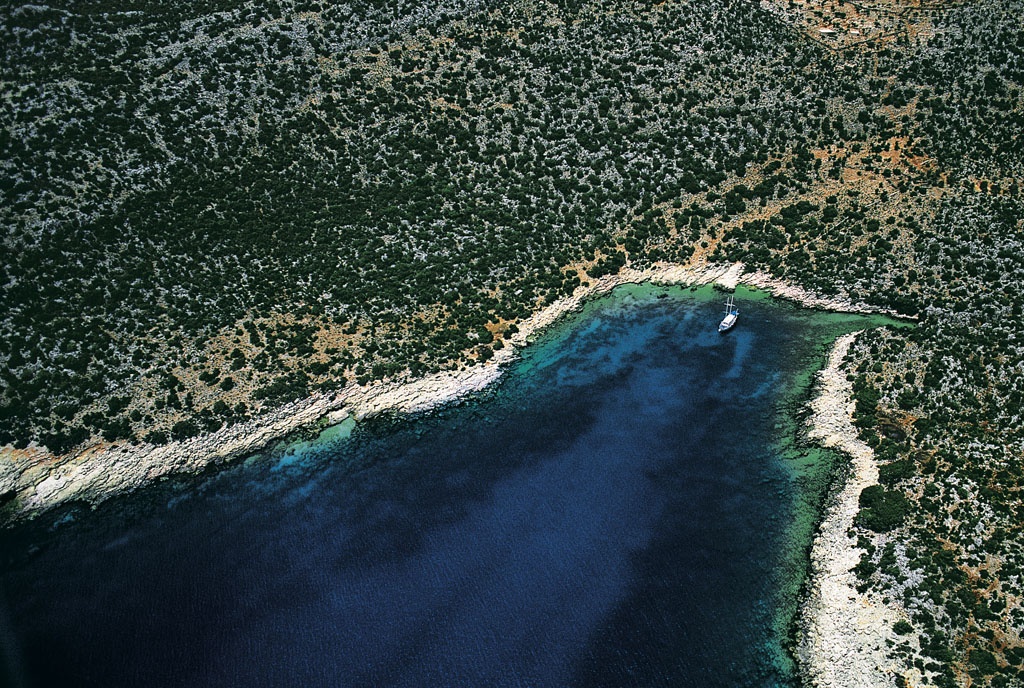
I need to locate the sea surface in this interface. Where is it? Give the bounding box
[0,285,893,688]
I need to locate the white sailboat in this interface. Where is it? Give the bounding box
[718,295,739,333]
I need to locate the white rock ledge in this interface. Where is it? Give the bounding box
[796,331,911,687]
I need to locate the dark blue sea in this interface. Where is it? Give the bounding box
[0,285,883,688]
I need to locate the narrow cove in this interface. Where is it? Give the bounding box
[0,285,897,687]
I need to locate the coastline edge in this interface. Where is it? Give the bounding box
[796,330,915,687]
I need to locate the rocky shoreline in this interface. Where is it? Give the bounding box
[0,259,910,683]
[796,331,910,687]
[0,260,902,517]
[2,260,901,524]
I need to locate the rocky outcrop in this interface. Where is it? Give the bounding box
[342,351,514,419]
[742,271,902,316]
[0,261,892,523]
[797,331,910,687]
[8,392,348,513]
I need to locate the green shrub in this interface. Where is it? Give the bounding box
[253,373,308,402]
[858,485,911,532]
[144,430,168,445]
[893,620,913,635]
[170,419,200,441]
[970,648,998,674]
[879,459,915,485]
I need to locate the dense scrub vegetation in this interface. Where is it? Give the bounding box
[1,0,857,450]
[2,0,1023,682]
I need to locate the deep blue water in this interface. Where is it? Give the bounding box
[1,286,876,688]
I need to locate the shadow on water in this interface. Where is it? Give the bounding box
[0,285,899,688]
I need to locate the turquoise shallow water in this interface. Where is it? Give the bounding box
[0,285,892,687]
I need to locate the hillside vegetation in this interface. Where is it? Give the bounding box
[2,0,1023,683]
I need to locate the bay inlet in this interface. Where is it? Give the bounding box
[1,285,897,687]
